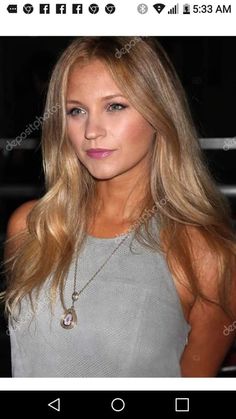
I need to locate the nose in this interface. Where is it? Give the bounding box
[84,112,106,140]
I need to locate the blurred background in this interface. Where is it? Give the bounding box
[0,36,236,377]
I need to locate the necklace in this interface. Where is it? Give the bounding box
[60,229,133,329]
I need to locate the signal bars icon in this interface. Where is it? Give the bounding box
[168,3,179,14]
[153,3,166,14]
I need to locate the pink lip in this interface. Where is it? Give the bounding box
[86,149,115,159]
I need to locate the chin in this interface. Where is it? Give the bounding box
[85,166,122,181]
[91,172,119,181]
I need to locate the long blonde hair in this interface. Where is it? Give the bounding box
[2,36,236,318]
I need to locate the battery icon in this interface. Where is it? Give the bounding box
[183,4,190,14]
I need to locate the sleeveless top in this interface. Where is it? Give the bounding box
[9,217,191,377]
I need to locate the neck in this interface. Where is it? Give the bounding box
[93,170,152,223]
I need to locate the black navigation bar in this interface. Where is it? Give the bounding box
[0,391,235,417]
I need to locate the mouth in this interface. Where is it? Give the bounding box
[85,149,116,159]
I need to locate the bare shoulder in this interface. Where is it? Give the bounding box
[6,199,39,238]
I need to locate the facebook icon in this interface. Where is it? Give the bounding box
[56,4,66,14]
[72,4,83,14]
[39,4,50,14]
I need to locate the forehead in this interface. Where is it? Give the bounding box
[67,59,119,91]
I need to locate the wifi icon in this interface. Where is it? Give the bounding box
[153,3,166,13]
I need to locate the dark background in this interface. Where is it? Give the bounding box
[0,37,236,377]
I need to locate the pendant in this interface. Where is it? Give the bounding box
[60,308,77,329]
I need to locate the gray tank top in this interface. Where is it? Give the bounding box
[9,217,191,377]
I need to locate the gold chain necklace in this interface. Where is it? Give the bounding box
[60,227,134,329]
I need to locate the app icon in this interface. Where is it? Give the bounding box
[105,4,116,14]
[89,4,99,14]
[56,4,66,14]
[23,3,34,14]
[72,4,83,14]
[7,4,17,13]
[40,4,50,14]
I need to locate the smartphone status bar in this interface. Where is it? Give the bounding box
[0,1,234,35]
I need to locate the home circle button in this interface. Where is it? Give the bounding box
[111,398,125,412]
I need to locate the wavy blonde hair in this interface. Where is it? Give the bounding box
[2,36,236,318]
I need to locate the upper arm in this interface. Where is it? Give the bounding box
[179,226,236,376]
[4,199,38,260]
[181,295,236,376]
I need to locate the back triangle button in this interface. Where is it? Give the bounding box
[48,398,60,412]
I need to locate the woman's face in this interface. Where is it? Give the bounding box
[66,59,156,181]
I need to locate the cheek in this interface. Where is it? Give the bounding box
[67,121,83,147]
[117,118,155,151]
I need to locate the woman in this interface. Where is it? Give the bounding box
[2,36,236,377]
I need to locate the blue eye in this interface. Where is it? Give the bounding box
[107,103,128,111]
[66,107,85,116]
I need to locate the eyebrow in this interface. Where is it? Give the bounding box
[66,94,126,104]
